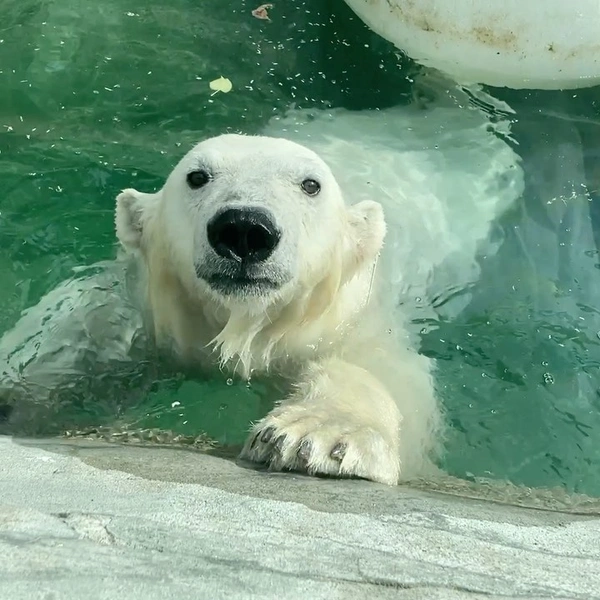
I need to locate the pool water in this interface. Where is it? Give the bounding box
[2,0,600,497]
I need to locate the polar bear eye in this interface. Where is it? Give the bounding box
[301,178,321,196]
[186,169,211,189]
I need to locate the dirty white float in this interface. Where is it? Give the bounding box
[344,0,600,89]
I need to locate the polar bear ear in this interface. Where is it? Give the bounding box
[337,200,386,287]
[346,200,387,266]
[115,188,159,250]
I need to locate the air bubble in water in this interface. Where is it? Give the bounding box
[226,378,233,386]
[543,372,555,385]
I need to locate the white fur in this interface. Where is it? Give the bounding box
[115,134,442,485]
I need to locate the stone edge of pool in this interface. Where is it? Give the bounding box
[0,435,598,599]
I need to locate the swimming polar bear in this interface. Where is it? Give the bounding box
[0,133,442,485]
[116,133,442,485]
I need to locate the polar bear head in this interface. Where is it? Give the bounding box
[115,134,385,373]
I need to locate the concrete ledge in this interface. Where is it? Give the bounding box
[1,435,599,599]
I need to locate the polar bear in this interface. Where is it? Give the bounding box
[0,133,442,485]
[115,133,442,484]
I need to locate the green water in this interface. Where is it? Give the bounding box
[2,0,600,497]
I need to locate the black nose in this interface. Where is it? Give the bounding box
[207,208,281,263]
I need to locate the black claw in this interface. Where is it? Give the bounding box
[330,442,347,461]
[250,431,261,450]
[260,426,276,444]
[273,435,286,453]
[297,439,312,462]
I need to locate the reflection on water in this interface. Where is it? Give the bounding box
[1,0,600,503]
[426,87,600,497]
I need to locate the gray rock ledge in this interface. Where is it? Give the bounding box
[1,435,599,599]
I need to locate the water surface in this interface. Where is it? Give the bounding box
[2,0,600,498]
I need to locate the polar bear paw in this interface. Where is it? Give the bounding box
[239,405,400,486]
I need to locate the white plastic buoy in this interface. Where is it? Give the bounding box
[343,0,600,90]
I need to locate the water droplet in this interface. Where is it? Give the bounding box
[226,378,233,386]
[543,372,555,385]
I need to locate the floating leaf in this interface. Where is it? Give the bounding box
[209,76,233,96]
[252,3,273,21]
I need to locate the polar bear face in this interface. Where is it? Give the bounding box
[162,134,349,306]
[116,134,385,311]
